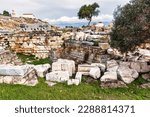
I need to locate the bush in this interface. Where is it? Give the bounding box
[110,0,150,53]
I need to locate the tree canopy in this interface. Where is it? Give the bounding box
[110,0,150,53]
[78,2,100,26]
[3,10,11,16]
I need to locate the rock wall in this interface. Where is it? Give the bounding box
[0,31,65,58]
[0,49,22,65]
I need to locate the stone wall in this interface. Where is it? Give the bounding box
[0,31,65,58]
[0,49,22,65]
[59,41,109,64]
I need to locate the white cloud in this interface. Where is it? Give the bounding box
[44,14,113,24]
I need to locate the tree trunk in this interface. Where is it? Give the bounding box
[87,18,92,26]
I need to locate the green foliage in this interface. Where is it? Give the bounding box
[17,53,52,65]
[110,0,150,53]
[3,10,11,16]
[78,2,100,26]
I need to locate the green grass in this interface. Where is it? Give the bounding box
[17,53,52,65]
[0,77,149,100]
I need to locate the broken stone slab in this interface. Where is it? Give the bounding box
[117,66,139,84]
[119,62,131,67]
[0,65,33,76]
[107,60,119,72]
[89,67,101,79]
[45,81,57,87]
[91,63,106,72]
[143,54,150,61]
[46,71,69,82]
[67,79,80,86]
[33,64,51,77]
[138,49,150,55]
[140,62,150,73]
[130,62,141,73]
[142,73,150,81]
[100,72,117,82]
[141,83,150,88]
[75,72,82,82]
[0,68,38,86]
[100,80,127,88]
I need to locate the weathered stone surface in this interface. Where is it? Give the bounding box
[91,63,106,72]
[89,67,101,79]
[99,43,110,50]
[78,64,92,72]
[0,67,38,86]
[107,48,114,55]
[119,62,131,67]
[75,72,82,82]
[107,60,119,72]
[141,83,150,88]
[142,73,150,81]
[52,59,75,76]
[57,59,75,74]
[100,81,127,88]
[46,71,69,82]
[117,66,139,84]
[0,65,32,76]
[33,64,51,77]
[143,54,150,60]
[101,72,117,82]
[130,62,141,73]
[67,79,80,86]
[140,62,150,73]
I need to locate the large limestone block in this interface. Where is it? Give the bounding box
[0,68,38,86]
[57,59,75,73]
[107,60,119,72]
[78,64,92,72]
[52,59,75,76]
[46,71,69,82]
[117,66,139,84]
[34,64,51,77]
[101,72,117,82]
[0,65,32,76]
[89,67,101,79]
[52,62,62,71]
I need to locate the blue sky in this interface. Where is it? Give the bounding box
[0,0,130,23]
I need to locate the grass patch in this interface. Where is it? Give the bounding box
[0,77,149,100]
[17,53,52,65]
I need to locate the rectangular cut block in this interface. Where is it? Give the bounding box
[0,65,32,76]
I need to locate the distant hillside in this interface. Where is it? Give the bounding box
[0,15,47,31]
